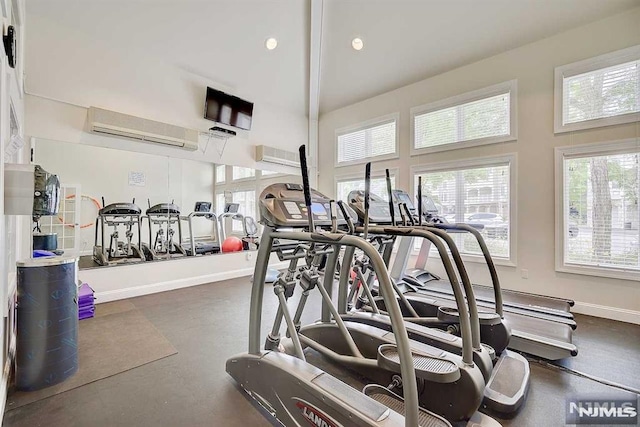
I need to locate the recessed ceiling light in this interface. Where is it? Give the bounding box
[352,38,363,51]
[265,37,278,50]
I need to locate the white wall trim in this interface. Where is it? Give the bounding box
[573,301,640,325]
[554,138,640,281]
[410,79,518,156]
[95,261,289,303]
[410,153,518,265]
[554,44,640,134]
[334,112,400,167]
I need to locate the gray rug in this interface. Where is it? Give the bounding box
[6,301,178,409]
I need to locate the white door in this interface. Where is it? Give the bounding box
[38,184,82,254]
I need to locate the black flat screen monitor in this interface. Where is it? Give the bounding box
[224,203,240,214]
[204,87,254,130]
[195,201,211,212]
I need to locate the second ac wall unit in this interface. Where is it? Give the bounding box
[86,107,199,151]
[255,145,300,168]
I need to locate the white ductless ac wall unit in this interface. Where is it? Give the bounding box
[86,107,199,151]
[255,145,300,167]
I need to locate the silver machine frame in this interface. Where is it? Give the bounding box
[93,200,145,266]
[143,201,186,260]
[226,146,433,427]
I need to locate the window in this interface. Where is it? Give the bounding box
[413,156,515,261]
[556,140,639,279]
[216,192,226,216]
[232,190,256,232]
[336,174,396,203]
[216,165,226,183]
[555,45,640,133]
[232,166,255,181]
[336,114,398,165]
[411,80,517,154]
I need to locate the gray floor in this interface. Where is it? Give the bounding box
[4,276,639,426]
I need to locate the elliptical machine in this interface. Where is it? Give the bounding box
[142,200,186,260]
[226,146,432,427]
[93,198,145,266]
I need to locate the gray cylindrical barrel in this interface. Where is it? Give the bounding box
[33,233,58,251]
[16,257,79,391]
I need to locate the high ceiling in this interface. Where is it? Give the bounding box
[319,0,640,112]
[26,0,639,118]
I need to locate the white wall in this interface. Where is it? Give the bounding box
[1,0,27,418]
[80,251,284,304]
[318,8,640,321]
[24,6,308,170]
[26,96,305,175]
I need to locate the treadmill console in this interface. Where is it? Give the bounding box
[224,203,240,214]
[391,190,416,213]
[194,201,212,212]
[259,183,355,228]
[347,190,400,225]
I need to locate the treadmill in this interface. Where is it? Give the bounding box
[348,186,577,360]
[181,202,221,256]
[397,191,574,318]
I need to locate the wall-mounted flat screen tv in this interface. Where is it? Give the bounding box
[204,87,254,130]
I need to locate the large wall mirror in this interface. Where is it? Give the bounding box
[33,138,301,270]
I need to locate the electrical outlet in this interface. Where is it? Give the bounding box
[521,269,528,279]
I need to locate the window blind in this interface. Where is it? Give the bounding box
[216,192,226,215]
[415,163,510,258]
[563,60,640,125]
[337,176,396,202]
[414,92,510,149]
[564,152,639,271]
[232,166,255,180]
[337,120,396,164]
[216,164,226,183]
[232,190,256,232]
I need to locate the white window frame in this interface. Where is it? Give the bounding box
[231,189,257,232]
[554,138,640,281]
[215,164,226,184]
[554,45,640,134]
[334,167,400,201]
[231,165,256,182]
[334,113,400,167]
[411,154,518,266]
[410,80,518,155]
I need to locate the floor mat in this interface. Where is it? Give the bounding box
[6,305,178,410]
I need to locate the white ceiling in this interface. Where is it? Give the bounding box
[26,0,639,118]
[25,0,309,115]
[319,0,640,113]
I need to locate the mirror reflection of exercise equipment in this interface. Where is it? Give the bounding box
[218,202,259,250]
[31,165,63,255]
[142,200,187,260]
[217,202,243,242]
[181,201,221,256]
[93,198,146,266]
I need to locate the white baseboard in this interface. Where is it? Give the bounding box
[573,301,640,325]
[95,261,289,303]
